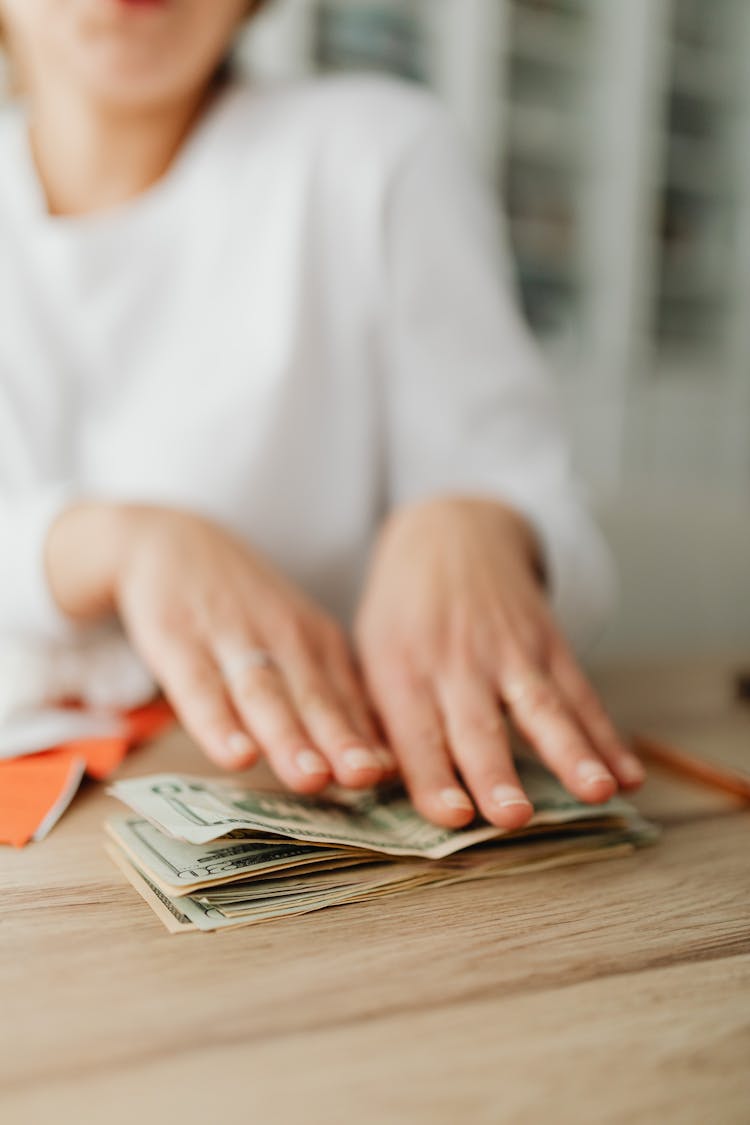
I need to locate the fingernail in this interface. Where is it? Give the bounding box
[577,760,615,787]
[296,749,329,776]
[376,747,397,771]
[224,731,253,762]
[342,748,382,773]
[440,788,474,813]
[491,785,532,809]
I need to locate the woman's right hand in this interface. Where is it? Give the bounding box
[46,503,391,792]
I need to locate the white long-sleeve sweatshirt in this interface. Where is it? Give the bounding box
[0,75,613,715]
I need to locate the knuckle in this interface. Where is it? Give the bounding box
[518,627,548,666]
[237,668,280,705]
[410,724,445,756]
[363,634,406,669]
[174,661,218,700]
[362,652,410,700]
[208,594,244,634]
[515,679,558,718]
[467,710,504,740]
[503,615,548,662]
[153,604,196,638]
[298,684,335,719]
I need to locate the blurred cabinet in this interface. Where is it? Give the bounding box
[655,0,743,375]
[500,0,592,350]
[316,0,426,80]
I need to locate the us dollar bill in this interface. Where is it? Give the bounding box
[109,758,639,859]
[106,826,651,934]
[105,817,364,896]
[106,842,442,933]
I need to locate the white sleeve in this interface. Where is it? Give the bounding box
[381,108,615,653]
[0,483,76,639]
[0,477,158,717]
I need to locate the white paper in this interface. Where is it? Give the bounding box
[0,709,126,761]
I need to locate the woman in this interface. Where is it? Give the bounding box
[0,0,644,830]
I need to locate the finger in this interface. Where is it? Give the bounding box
[274,626,384,788]
[286,664,385,790]
[549,645,645,790]
[155,639,260,772]
[501,663,617,805]
[438,671,533,829]
[322,642,399,779]
[218,646,333,795]
[368,663,475,828]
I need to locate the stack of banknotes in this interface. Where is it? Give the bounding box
[106,759,658,934]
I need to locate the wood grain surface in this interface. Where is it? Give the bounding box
[1,663,749,1124]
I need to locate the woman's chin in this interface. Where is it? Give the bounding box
[70,56,209,113]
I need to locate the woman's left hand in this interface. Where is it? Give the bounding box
[355,497,645,829]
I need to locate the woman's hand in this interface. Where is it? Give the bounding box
[47,503,391,792]
[355,497,645,829]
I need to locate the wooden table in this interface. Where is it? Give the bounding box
[2,662,749,1124]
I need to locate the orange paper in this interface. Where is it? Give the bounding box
[0,698,174,847]
[61,737,131,781]
[60,699,175,780]
[0,749,86,847]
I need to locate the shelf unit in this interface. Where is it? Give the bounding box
[651,0,741,376]
[499,0,595,357]
[316,0,426,81]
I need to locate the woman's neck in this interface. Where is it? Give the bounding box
[27,83,213,217]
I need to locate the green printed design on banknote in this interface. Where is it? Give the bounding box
[110,759,637,858]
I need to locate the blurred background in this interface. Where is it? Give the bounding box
[239,0,750,663]
[3,0,749,663]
